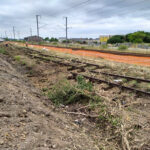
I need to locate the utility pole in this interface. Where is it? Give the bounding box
[13,26,15,40]
[36,15,40,37]
[65,17,68,47]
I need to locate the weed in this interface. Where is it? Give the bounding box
[127,107,133,112]
[81,46,85,49]
[21,60,26,65]
[14,56,21,61]
[48,76,100,105]
[122,78,127,83]
[42,87,49,92]
[48,78,95,105]
[52,42,58,45]
[28,70,33,75]
[0,48,7,54]
[101,44,108,49]
[48,76,120,127]
[128,80,138,87]
[108,117,121,127]
[76,75,93,92]
[118,45,128,50]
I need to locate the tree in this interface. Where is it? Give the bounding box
[107,35,125,44]
[49,37,58,42]
[127,31,146,43]
[108,31,150,44]
[144,32,150,43]
[44,37,49,41]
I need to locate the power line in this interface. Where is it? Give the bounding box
[47,0,96,17]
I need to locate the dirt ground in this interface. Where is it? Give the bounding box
[25,44,150,67]
[0,54,100,149]
[0,44,150,150]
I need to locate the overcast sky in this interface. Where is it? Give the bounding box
[0,0,150,39]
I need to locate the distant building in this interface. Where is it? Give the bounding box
[0,38,4,42]
[59,37,66,42]
[99,35,112,43]
[24,36,43,42]
[70,38,88,42]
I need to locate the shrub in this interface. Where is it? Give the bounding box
[47,76,120,126]
[118,45,128,50]
[52,42,58,45]
[0,48,6,54]
[101,44,108,49]
[81,46,85,49]
[48,76,98,105]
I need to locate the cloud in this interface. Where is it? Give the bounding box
[0,0,150,38]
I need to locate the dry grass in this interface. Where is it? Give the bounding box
[6,43,150,150]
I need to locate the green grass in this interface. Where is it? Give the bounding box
[118,45,128,50]
[128,80,138,87]
[14,56,27,65]
[101,44,108,49]
[14,56,21,61]
[0,48,7,54]
[47,76,120,127]
[48,76,96,105]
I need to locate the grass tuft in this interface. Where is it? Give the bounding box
[14,56,21,61]
[0,48,7,54]
[118,45,128,50]
[47,76,120,127]
[48,76,96,105]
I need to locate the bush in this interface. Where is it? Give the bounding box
[0,48,7,54]
[101,44,108,49]
[48,76,98,105]
[47,76,120,126]
[118,45,128,50]
[52,42,58,45]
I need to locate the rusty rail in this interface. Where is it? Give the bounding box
[71,72,150,96]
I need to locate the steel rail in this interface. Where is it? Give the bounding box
[71,72,150,96]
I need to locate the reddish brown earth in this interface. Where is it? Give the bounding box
[28,44,150,67]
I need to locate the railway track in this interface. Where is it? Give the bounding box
[71,72,150,96]
[21,47,150,97]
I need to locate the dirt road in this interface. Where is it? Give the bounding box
[0,54,99,150]
[29,44,150,67]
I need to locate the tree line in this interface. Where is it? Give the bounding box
[44,37,58,42]
[107,31,150,44]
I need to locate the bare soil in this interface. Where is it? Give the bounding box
[0,53,99,149]
[0,43,150,150]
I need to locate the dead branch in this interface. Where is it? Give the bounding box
[64,111,99,118]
